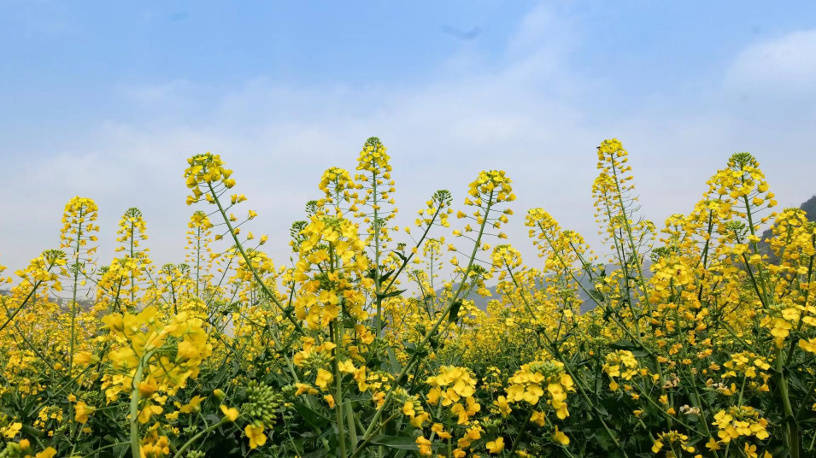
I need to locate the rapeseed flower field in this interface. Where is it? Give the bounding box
[1,138,814,457]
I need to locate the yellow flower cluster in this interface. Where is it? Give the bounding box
[59,196,100,254]
[115,207,149,254]
[356,137,391,175]
[712,406,770,443]
[101,306,212,403]
[293,215,372,329]
[722,352,770,380]
[467,170,515,205]
[491,244,522,271]
[506,360,574,421]
[183,153,235,205]
[603,350,639,383]
[353,137,400,250]
[651,430,696,454]
[319,166,356,204]
[426,366,480,425]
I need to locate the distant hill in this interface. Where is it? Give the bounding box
[801,195,816,220]
[760,194,816,262]
[447,265,619,314]
[459,194,816,314]
[0,289,95,310]
[6,195,813,314]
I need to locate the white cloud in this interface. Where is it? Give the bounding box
[726,29,816,95]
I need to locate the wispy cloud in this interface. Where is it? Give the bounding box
[726,29,816,96]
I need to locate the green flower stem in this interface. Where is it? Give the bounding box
[371,169,383,337]
[609,157,652,309]
[130,350,155,458]
[69,208,85,377]
[207,182,306,335]
[352,191,494,457]
[505,264,625,455]
[331,321,348,456]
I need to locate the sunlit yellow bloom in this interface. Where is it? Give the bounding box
[245,423,267,449]
[220,405,239,422]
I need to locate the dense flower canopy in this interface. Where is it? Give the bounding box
[1,138,814,457]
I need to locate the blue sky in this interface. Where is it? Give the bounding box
[2,1,816,271]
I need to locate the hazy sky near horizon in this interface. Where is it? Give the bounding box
[1,1,816,272]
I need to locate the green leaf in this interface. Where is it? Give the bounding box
[379,268,395,283]
[293,401,331,430]
[449,300,462,323]
[370,434,419,451]
[378,289,406,300]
